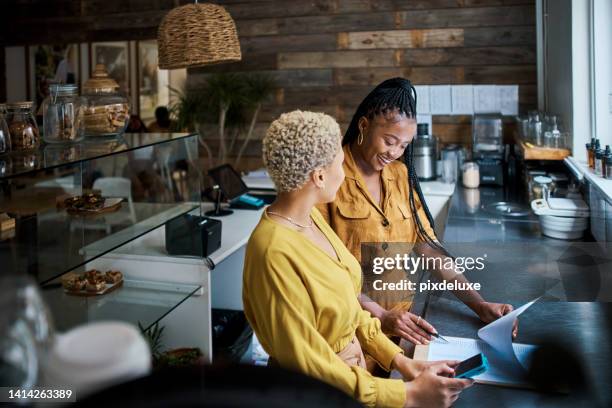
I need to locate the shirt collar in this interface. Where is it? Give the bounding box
[343,144,395,182]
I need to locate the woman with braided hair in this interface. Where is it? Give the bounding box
[317,78,516,354]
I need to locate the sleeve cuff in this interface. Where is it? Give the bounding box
[366,330,403,371]
[373,377,406,408]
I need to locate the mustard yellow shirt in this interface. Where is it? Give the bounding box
[243,208,406,407]
[317,144,438,311]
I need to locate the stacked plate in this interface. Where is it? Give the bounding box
[531,197,590,240]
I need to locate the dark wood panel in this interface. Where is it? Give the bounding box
[278,50,399,69]
[463,65,536,84]
[464,26,535,46]
[282,86,373,107]
[237,11,397,36]
[334,66,466,85]
[4,0,82,19]
[82,0,175,15]
[258,104,341,122]
[393,0,534,9]
[432,123,473,145]
[191,69,334,88]
[401,46,536,66]
[399,5,534,29]
[240,34,338,54]
[224,0,338,20]
[190,53,278,73]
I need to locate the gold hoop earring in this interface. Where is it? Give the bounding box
[357,131,364,145]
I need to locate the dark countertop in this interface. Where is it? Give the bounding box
[412,184,612,407]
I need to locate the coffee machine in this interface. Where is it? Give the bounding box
[472,114,504,186]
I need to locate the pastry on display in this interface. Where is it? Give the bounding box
[62,275,87,291]
[64,192,106,211]
[0,213,15,232]
[62,191,123,215]
[86,280,106,292]
[62,269,124,296]
[104,270,123,284]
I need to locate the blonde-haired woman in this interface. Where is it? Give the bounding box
[242,110,472,408]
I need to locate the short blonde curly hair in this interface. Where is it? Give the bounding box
[263,110,341,192]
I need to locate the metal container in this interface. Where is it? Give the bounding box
[413,123,436,181]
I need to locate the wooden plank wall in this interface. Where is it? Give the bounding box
[190,0,537,168]
[0,0,537,170]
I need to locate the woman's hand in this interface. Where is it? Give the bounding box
[473,301,518,338]
[392,354,447,381]
[404,363,474,408]
[380,310,437,345]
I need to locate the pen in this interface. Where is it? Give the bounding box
[416,315,449,343]
[424,330,449,344]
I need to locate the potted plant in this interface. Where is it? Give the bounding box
[139,322,205,369]
[169,73,275,169]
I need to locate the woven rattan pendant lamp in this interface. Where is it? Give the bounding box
[158,1,241,69]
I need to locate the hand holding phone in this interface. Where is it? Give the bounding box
[454,353,489,379]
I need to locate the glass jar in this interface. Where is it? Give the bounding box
[462,161,480,189]
[82,64,130,138]
[0,104,11,155]
[42,84,85,143]
[44,143,83,167]
[5,102,40,151]
[532,176,553,200]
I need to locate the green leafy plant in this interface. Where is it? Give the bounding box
[138,322,204,369]
[139,321,165,361]
[169,73,275,168]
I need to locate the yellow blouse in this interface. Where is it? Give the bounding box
[243,208,406,407]
[317,144,438,312]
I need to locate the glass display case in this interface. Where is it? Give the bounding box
[0,133,203,331]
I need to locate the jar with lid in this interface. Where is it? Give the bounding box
[42,84,85,143]
[5,102,40,151]
[82,64,130,137]
[0,103,11,155]
[532,176,553,200]
[462,161,480,189]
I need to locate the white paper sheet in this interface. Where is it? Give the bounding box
[451,85,474,114]
[473,85,499,113]
[477,298,538,369]
[430,85,452,115]
[498,85,519,116]
[425,336,537,387]
[419,298,540,387]
[414,85,431,114]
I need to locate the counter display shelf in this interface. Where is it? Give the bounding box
[0,132,204,332]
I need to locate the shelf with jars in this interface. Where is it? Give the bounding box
[0,132,203,332]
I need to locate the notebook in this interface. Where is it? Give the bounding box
[414,298,540,388]
[414,336,537,387]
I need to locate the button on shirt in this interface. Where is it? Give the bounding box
[317,144,438,312]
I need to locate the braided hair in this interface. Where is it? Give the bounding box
[343,77,446,253]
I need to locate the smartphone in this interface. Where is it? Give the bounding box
[454,353,489,379]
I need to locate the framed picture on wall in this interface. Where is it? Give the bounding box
[137,40,169,124]
[90,41,130,95]
[27,44,80,111]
